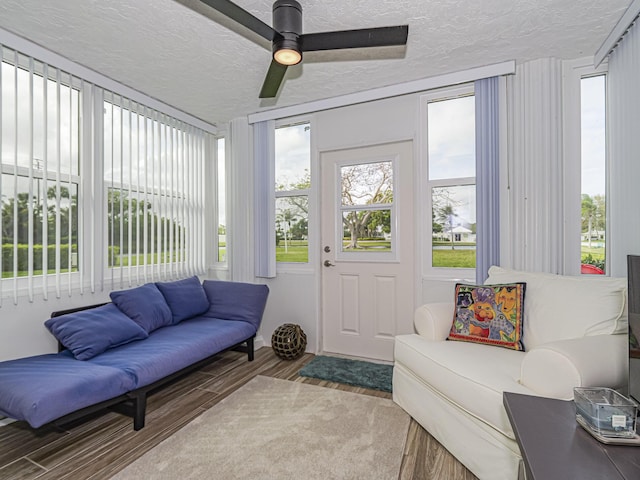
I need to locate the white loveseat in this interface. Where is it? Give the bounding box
[392,266,628,480]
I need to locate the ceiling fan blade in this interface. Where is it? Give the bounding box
[198,0,280,41]
[259,60,288,98]
[300,25,408,52]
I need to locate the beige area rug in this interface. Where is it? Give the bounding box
[112,376,410,480]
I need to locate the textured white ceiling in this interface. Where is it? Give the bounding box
[0,0,631,126]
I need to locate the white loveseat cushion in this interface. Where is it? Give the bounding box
[394,333,534,439]
[486,266,627,350]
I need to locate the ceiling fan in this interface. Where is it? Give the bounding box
[198,0,409,98]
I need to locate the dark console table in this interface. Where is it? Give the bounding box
[503,392,640,480]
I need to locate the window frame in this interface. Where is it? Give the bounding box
[0,52,83,297]
[334,155,398,263]
[211,134,228,268]
[419,84,477,279]
[274,118,312,270]
[102,95,209,284]
[561,58,609,275]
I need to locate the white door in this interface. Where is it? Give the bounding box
[321,140,415,361]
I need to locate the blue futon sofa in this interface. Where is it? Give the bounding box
[0,277,269,430]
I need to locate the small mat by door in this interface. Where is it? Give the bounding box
[299,355,393,392]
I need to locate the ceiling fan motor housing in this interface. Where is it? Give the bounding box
[272,0,302,62]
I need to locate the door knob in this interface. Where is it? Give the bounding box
[324,260,335,267]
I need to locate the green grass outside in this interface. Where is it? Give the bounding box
[341,240,391,251]
[276,245,308,263]
[581,245,605,261]
[433,241,476,247]
[432,249,476,268]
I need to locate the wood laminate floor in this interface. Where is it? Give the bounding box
[0,348,477,480]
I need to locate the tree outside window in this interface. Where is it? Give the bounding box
[275,122,310,263]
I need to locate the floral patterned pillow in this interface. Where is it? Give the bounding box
[448,283,526,351]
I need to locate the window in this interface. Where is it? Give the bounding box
[340,161,393,253]
[275,122,310,263]
[0,52,80,290]
[104,95,209,283]
[0,41,216,303]
[426,91,476,270]
[580,75,606,274]
[216,137,226,263]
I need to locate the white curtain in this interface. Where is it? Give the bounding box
[607,19,640,277]
[475,77,500,283]
[503,58,564,274]
[253,120,276,278]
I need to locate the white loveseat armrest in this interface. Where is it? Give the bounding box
[414,303,454,341]
[520,333,627,400]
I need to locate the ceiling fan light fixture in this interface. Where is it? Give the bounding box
[201,0,409,98]
[274,47,301,65]
[272,0,302,66]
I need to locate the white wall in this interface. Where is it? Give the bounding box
[0,290,111,361]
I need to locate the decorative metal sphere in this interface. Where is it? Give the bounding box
[271,323,307,360]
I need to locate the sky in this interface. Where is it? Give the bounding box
[581,75,606,197]
[275,123,310,190]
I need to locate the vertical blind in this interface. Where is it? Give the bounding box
[104,93,208,289]
[474,77,500,283]
[607,18,640,277]
[253,120,276,278]
[0,44,210,304]
[0,47,80,304]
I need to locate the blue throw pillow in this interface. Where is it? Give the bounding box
[44,303,148,360]
[202,280,269,330]
[110,283,173,333]
[156,276,210,323]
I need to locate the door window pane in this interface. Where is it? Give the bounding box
[341,161,393,206]
[340,160,394,253]
[342,209,391,252]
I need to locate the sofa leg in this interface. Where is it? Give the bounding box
[247,337,255,362]
[133,392,147,431]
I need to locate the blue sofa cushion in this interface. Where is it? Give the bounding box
[88,317,256,387]
[45,303,149,360]
[110,283,173,333]
[156,276,210,323]
[0,353,135,428]
[202,280,269,329]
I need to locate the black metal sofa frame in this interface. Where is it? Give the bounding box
[47,304,255,431]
